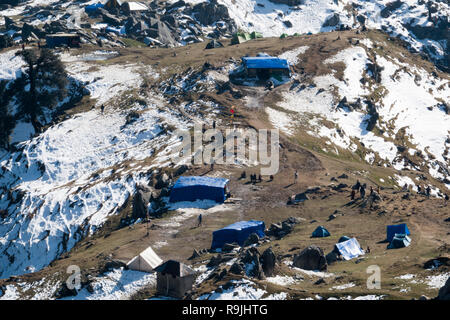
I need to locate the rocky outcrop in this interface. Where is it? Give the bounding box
[293,245,327,271]
[437,276,450,300]
[322,13,340,27]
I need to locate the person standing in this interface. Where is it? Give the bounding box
[101,104,105,114]
[350,189,356,200]
[426,186,431,198]
[294,170,298,184]
[197,214,202,227]
[360,185,366,199]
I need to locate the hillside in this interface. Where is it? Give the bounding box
[0,24,449,300]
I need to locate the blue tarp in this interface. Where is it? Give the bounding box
[386,223,410,242]
[85,3,104,13]
[242,57,290,70]
[335,238,365,260]
[169,176,229,203]
[312,226,330,238]
[211,220,265,249]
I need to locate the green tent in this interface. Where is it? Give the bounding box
[231,32,251,45]
[280,33,289,39]
[250,31,263,39]
[293,32,301,37]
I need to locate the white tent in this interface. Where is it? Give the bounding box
[335,238,365,260]
[127,246,163,273]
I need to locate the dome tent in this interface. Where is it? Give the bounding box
[388,233,411,249]
[386,223,410,242]
[312,226,330,238]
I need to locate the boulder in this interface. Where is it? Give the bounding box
[192,0,231,26]
[243,232,260,247]
[229,262,244,275]
[222,243,240,253]
[293,245,327,271]
[261,248,276,276]
[437,276,450,300]
[322,13,340,27]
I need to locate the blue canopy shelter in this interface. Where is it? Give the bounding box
[386,223,410,242]
[312,226,330,238]
[169,176,229,203]
[241,56,291,79]
[211,220,265,249]
[85,2,104,13]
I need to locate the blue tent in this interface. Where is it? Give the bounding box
[386,223,410,242]
[312,226,330,238]
[242,57,290,70]
[169,176,229,203]
[85,3,104,13]
[388,233,411,249]
[211,220,265,249]
[338,236,351,243]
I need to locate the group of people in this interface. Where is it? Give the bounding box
[350,180,380,201]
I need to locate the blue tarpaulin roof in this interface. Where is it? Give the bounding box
[386,224,410,242]
[169,176,229,203]
[211,220,265,249]
[242,57,290,70]
[85,3,104,13]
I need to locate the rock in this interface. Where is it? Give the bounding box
[229,262,244,275]
[98,8,122,27]
[437,276,450,300]
[380,0,404,18]
[418,295,429,300]
[322,13,340,27]
[314,278,326,285]
[192,0,232,26]
[188,249,201,260]
[53,283,78,299]
[293,245,327,271]
[103,259,127,272]
[268,0,304,5]
[326,251,339,265]
[207,254,223,267]
[222,243,240,253]
[243,233,260,247]
[328,214,336,221]
[338,173,349,179]
[132,190,148,219]
[283,20,293,28]
[260,248,276,276]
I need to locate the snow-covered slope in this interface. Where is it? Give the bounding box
[0,51,192,279]
[180,0,449,69]
[268,41,450,189]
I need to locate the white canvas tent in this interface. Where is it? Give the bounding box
[335,238,365,260]
[127,246,163,273]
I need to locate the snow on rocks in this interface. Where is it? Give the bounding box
[197,279,282,300]
[60,268,156,300]
[0,95,188,279]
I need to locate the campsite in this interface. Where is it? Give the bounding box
[0,0,449,303]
